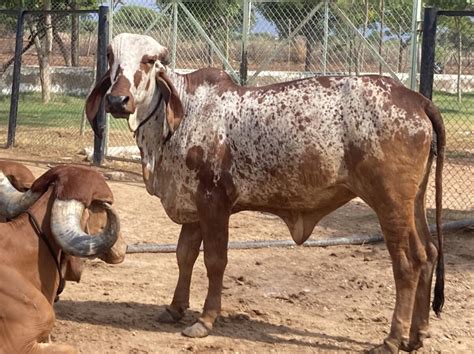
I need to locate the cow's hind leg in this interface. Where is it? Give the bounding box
[369,203,427,353]
[158,222,202,323]
[182,189,231,338]
[401,157,438,351]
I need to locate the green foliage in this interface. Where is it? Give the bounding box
[256,1,329,42]
[0,0,98,10]
[157,0,244,37]
[383,0,412,38]
[427,0,473,68]
[425,0,473,10]
[114,5,163,32]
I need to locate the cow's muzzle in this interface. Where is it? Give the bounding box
[105,94,135,118]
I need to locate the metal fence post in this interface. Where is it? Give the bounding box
[323,0,329,75]
[93,5,109,166]
[408,0,422,90]
[171,0,178,71]
[7,9,25,148]
[419,7,438,99]
[240,0,251,86]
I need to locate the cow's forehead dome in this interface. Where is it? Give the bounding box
[111,33,165,55]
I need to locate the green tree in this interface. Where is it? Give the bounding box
[335,0,381,74]
[1,0,99,101]
[256,0,329,72]
[157,0,242,66]
[114,5,164,33]
[381,0,413,73]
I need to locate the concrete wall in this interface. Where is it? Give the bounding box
[1,66,95,96]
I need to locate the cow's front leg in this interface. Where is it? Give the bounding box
[158,222,202,323]
[182,189,231,338]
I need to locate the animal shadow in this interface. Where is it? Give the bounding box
[55,300,375,350]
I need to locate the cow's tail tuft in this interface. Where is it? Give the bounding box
[425,100,446,317]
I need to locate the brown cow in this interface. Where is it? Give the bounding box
[86,33,445,353]
[0,161,85,286]
[0,165,126,353]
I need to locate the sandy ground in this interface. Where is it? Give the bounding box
[1,150,473,353]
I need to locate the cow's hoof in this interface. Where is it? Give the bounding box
[400,332,429,352]
[366,339,399,354]
[157,307,183,323]
[400,341,422,352]
[182,321,210,338]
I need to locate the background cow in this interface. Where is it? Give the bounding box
[0,165,126,353]
[86,33,445,353]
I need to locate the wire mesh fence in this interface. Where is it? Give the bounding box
[429,12,473,216]
[0,7,99,157]
[0,11,18,147]
[104,0,420,157]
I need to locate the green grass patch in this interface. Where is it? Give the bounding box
[433,91,474,126]
[0,93,130,131]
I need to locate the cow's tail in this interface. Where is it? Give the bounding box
[425,99,446,317]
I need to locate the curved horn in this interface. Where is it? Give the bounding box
[0,172,40,218]
[51,199,120,257]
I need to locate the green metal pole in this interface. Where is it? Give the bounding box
[240,0,251,85]
[408,0,422,89]
[323,0,329,75]
[171,0,178,71]
[104,0,114,156]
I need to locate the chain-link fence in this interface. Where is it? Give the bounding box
[0,11,17,147]
[428,11,473,216]
[0,7,99,157]
[104,0,419,158]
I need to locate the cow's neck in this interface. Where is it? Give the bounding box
[9,190,62,304]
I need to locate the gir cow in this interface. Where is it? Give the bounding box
[0,161,86,290]
[0,165,126,353]
[86,33,445,353]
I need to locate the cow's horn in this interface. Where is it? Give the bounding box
[51,199,120,257]
[0,171,40,218]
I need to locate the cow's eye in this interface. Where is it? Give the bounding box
[141,55,158,65]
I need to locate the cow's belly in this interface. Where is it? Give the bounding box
[230,132,348,210]
[234,166,348,210]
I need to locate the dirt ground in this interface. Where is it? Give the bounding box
[1,150,473,353]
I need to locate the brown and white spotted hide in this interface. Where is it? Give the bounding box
[86,33,446,351]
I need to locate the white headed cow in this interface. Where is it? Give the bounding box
[86,33,445,353]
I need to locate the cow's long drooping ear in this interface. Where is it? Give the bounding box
[85,70,111,123]
[156,71,184,136]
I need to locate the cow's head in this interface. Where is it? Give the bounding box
[0,165,126,264]
[85,33,183,137]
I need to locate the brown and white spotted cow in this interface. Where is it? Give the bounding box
[86,33,445,353]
